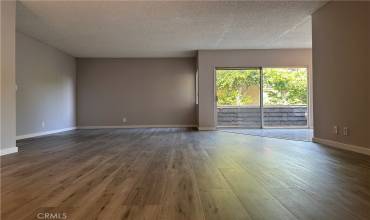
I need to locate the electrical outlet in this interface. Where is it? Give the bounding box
[343,127,349,136]
[42,121,45,128]
[122,117,127,123]
[333,126,338,135]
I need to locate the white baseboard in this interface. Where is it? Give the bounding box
[0,147,18,156]
[78,125,196,129]
[16,127,76,140]
[198,127,217,131]
[312,137,370,156]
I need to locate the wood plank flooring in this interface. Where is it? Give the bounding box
[1,128,370,220]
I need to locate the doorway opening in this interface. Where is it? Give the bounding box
[216,67,312,141]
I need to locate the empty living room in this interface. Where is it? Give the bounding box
[1,0,369,220]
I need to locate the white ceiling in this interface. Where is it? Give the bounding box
[16,0,326,58]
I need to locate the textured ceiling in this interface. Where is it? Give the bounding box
[16,1,326,57]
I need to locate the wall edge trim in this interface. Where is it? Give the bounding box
[312,137,370,156]
[197,127,217,131]
[0,147,18,156]
[16,127,77,140]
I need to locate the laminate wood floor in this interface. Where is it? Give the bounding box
[1,128,370,220]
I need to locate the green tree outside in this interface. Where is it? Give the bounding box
[263,68,308,105]
[216,69,260,106]
[216,68,308,106]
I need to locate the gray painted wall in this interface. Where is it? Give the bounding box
[368,3,370,150]
[197,49,313,130]
[1,0,16,152]
[312,2,370,149]
[77,58,196,127]
[16,32,76,136]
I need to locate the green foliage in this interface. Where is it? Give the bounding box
[216,68,308,106]
[216,69,260,105]
[263,68,307,105]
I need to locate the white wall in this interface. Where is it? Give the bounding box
[16,32,76,138]
[312,2,370,149]
[1,0,17,155]
[197,49,313,130]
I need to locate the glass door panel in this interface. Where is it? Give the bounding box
[216,68,262,128]
[262,68,308,128]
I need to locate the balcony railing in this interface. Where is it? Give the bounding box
[217,105,308,128]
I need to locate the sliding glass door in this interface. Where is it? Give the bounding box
[216,67,308,128]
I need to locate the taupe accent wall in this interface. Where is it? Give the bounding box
[1,0,16,152]
[77,58,196,127]
[197,49,313,129]
[312,2,370,149]
[16,32,76,136]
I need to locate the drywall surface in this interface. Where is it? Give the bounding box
[197,49,312,129]
[77,58,196,127]
[312,2,370,149]
[16,32,76,136]
[368,4,370,149]
[1,0,17,153]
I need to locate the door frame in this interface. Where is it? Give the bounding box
[214,66,311,129]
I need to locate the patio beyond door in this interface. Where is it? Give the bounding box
[216,67,308,128]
